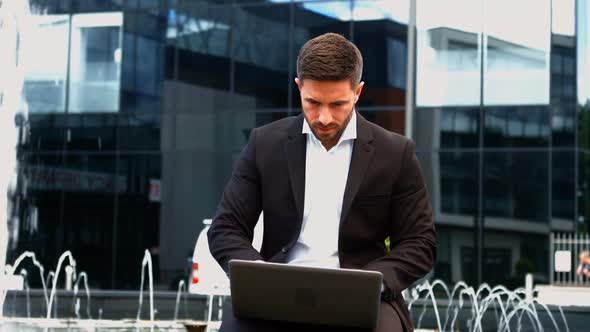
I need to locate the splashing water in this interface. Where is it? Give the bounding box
[46,250,77,319]
[0,0,32,319]
[72,271,92,319]
[137,249,155,322]
[1,251,48,319]
[408,278,572,332]
[174,279,187,321]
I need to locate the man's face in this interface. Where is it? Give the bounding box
[295,78,364,150]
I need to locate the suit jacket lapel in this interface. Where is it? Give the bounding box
[340,113,375,225]
[285,114,306,223]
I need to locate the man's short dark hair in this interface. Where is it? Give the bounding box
[296,33,363,88]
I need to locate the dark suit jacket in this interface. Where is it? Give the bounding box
[208,112,436,331]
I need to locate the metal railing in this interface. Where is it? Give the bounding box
[550,232,590,286]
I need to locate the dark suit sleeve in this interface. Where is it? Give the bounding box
[362,139,436,297]
[207,129,264,273]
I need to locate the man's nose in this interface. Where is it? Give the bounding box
[318,107,332,125]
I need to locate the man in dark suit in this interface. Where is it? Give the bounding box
[208,33,436,332]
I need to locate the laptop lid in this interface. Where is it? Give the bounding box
[229,259,383,328]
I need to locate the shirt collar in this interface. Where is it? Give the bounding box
[302,111,357,145]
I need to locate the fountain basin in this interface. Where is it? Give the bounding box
[537,284,590,307]
[0,317,206,331]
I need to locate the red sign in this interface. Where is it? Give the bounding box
[149,179,161,202]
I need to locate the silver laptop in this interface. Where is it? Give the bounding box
[228,259,383,328]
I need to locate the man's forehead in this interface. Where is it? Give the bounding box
[300,80,354,101]
[300,78,355,89]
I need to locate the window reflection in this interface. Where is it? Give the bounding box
[484,151,549,223]
[478,232,549,286]
[168,5,230,57]
[551,35,576,105]
[552,107,575,146]
[69,12,123,113]
[553,151,575,221]
[169,4,231,92]
[358,110,405,135]
[298,1,353,21]
[353,0,409,107]
[293,1,351,44]
[552,0,575,37]
[416,0,481,106]
[433,228,452,283]
[577,0,590,105]
[484,106,550,147]
[440,151,478,215]
[414,107,479,150]
[416,151,478,222]
[352,0,409,24]
[233,4,291,108]
[28,114,66,151]
[23,15,69,113]
[484,0,550,105]
[580,151,590,231]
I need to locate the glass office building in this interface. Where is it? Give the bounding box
[5,0,589,289]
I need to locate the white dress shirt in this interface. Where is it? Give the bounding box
[286,111,357,268]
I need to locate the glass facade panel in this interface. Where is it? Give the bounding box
[70,0,123,13]
[358,110,405,135]
[171,4,231,93]
[484,151,549,223]
[353,0,409,107]
[484,0,550,105]
[23,15,69,114]
[553,0,576,37]
[553,151,575,222]
[439,151,479,216]
[13,152,64,285]
[115,153,161,289]
[481,231,549,287]
[416,0,482,106]
[417,151,478,285]
[417,151,479,220]
[118,112,161,151]
[580,151,590,232]
[578,0,590,105]
[484,106,550,147]
[552,106,575,146]
[60,153,117,288]
[414,107,479,150]
[28,114,68,151]
[69,13,123,113]
[233,4,291,109]
[434,228,476,284]
[66,114,117,151]
[552,0,576,105]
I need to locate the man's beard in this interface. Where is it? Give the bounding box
[305,108,354,146]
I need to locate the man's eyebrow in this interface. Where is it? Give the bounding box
[329,100,348,105]
[303,98,348,104]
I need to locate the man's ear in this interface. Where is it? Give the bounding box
[295,77,302,91]
[354,81,365,103]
